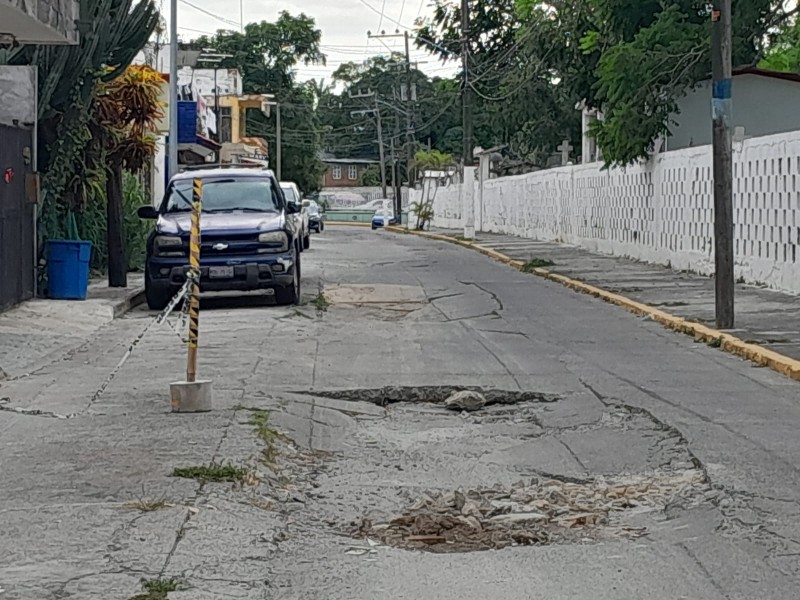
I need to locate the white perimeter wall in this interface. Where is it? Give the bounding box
[411,130,800,295]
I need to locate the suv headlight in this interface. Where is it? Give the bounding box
[258,231,289,253]
[154,235,185,257]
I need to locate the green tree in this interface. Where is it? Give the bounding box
[761,16,800,72]
[512,0,794,166]
[415,0,579,161]
[0,0,158,285]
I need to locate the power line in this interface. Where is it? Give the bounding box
[357,0,413,31]
[178,0,240,28]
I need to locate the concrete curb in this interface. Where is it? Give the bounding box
[326,221,373,228]
[387,226,800,383]
[111,286,146,318]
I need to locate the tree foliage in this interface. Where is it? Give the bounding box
[510,0,796,166]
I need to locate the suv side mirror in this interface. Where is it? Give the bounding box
[301,199,311,208]
[138,205,159,219]
[286,202,300,215]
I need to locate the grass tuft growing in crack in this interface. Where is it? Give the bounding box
[521,258,555,272]
[311,293,330,314]
[172,464,249,483]
[129,577,182,599]
[241,408,291,471]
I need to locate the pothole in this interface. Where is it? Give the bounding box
[354,470,708,553]
[301,386,558,407]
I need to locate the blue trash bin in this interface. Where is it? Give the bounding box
[47,240,92,300]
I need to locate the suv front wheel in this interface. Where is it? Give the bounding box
[145,265,175,311]
[275,246,301,305]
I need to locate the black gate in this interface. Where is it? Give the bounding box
[0,124,35,311]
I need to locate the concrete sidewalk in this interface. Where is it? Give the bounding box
[428,229,800,363]
[0,273,144,380]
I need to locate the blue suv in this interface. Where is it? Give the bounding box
[137,166,303,310]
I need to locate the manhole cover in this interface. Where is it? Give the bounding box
[354,470,707,553]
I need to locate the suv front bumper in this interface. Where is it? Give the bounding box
[147,254,296,293]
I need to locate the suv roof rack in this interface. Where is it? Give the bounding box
[178,163,270,172]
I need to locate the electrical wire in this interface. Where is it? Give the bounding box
[357,0,413,31]
[178,0,240,28]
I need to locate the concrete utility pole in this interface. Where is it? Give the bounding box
[711,0,734,328]
[404,31,415,196]
[367,29,417,217]
[266,101,282,179]
[168,0,179,179]
[276,103,282,180]
[461,0,476,239]
[374,99,388,199]
[461,0,474,168]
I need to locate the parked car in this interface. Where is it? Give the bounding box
[280,181,310,251]
[307,200,324,233]
[137,166,303,310]
[371,203,397,230]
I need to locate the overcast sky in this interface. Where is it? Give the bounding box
[168,0,458,83]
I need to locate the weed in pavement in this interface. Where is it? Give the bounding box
[172,464,249,483]
[129,578,182,599]
[242,408,291,470]
[522,258,555,272]
[311,292,330,314]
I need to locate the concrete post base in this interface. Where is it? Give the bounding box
[170,380,213,413]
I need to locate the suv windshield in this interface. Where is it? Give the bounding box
[164,177,280,213]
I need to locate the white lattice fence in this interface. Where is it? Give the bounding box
[427,130,800,294]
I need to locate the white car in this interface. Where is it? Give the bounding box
[280,182,310,251]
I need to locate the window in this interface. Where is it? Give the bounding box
[165,177,280,213]
[332,166,342,180]
[348,165,358,180]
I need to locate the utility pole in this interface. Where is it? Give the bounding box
[461,0,476,239]
[168,0,179,179]
[711,0,734,328]
[276,103,282,180]
[404,31,415,202]
[350,90,387,197]
[461,0,474,167]
[375,99,388,198]
[367,29,417,215]
[266,101,282,180]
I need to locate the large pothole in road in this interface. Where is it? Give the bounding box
[353,470,708,553]
[302,386,558,407]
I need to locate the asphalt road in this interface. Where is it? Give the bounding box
[1,227,799,599]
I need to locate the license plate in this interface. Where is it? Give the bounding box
[208,266,234,279]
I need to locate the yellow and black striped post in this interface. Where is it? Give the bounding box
[187,178,202,383]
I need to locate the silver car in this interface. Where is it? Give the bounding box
[280,182,310,251]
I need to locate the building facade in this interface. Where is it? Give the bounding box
[321,158,377,188]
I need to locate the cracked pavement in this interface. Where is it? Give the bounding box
[1,227,800,599]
